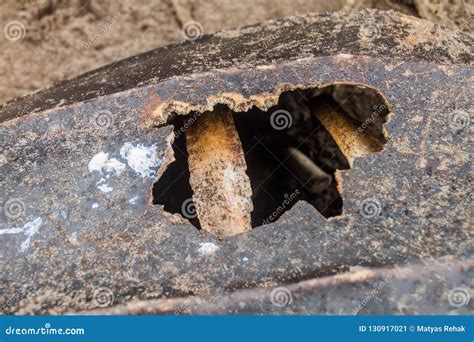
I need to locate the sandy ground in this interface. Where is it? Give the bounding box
[0,0,471,105]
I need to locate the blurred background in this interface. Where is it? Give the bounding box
[0,0,472,105]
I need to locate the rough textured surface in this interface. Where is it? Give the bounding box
[1,0,471,105]
[413,0,473,32]
[0,0,346,104]
[0,10,472,314]
[2,9,472,122]
[82,257,474,315]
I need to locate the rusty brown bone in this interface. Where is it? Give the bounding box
[311,102,384,166]
[186,108,253,237]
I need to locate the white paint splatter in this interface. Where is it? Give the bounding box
[129,196,140,205]
[0,217,43,252]
[88,143,161,193]
[69,232,79,246]
[88,152,126,175]
[95,177,113,193]
[198,242,219,256]
[0,226,23,234]
[120,143,160,178]
[88,151,126,193]
[97,182,113,193]
[92,203,99,209]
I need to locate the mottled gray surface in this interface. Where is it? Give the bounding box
[0,10,472,314]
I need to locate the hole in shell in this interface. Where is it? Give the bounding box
[153,84,390,232]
